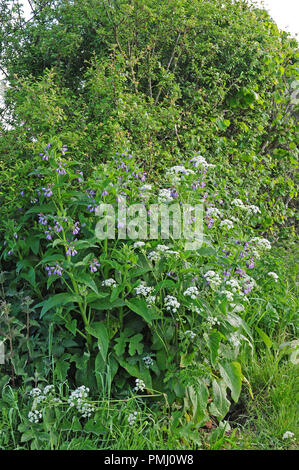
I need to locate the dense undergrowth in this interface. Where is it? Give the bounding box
[0,0,298,450]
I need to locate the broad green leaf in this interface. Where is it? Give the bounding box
[209,379,231,419]
[126,298,154,325]
[36,293,81,317]
[255,326,272,349]
[219,361,243,403]
[86,322,109,362]
[206,330,221,367]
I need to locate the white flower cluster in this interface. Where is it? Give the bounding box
[133,241,145,249]
[29,387,42,397]
[225,278,242,294]
[135,283,156,307]
[203,271,222,290]
[128,411,139,426]
[164,295,180,313]
[166,165,195,178]
[206,316,221,327]
[44,384,55,395]
[220,219,234,229]
[102,278,117,288]
[142,355,154,368]
[206,207,222,218]
[249,237,271,258]
[156,244,170,252]
[231,199,261,215]
[28,409,42,423]
[183,286,199,299]
[158,189,173,203]
[133,379,146,392]
[268,272,278,282]
[140,184,152,192]
[68,385,95,418]
[220,290,234,302]
[190,154,215,168]
[282,431,295,440]
[135,284,154,297]
[147,250,160,261]
[184,330,196,340]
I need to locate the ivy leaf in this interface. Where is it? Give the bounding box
[128,334,144,356]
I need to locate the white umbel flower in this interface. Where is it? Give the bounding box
[102,278,117,288]
[164,295,180,313]
[183,286,199,299]
[268,272,278,282]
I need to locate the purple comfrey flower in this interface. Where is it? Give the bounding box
[61,145,68,156]
[102,190,109,196]
[45,227,53,240]
[42,186,53,197]
[170,189,179,199]
[56,162,66,175]
[54,222,63,233]
[243,285,253,295]
[89,258,100,273]
[223,270,231,277]
[85,189,96,197]
[72,222,80,235]
[38,213,48,225]
[87,203,96,213]
[76,170,83,183]
[45,263,63,277]
[235,268,246,277]
[66,242,78,257]
[247,258,255,269]
[7,250,13,255]
[20,190,24,196]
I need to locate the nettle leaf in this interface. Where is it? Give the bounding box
[20,266,36,287]
[65,318,77,336]
[36,293,81,317]
[86,322,109,362]
[54,358,70,382]
[219,361,243,402]
[209,379,231,419]
[126,298,155,325]
[73,272,99,294]
[128,333,144,356]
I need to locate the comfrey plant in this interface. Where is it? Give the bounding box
[0,141,276,428]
